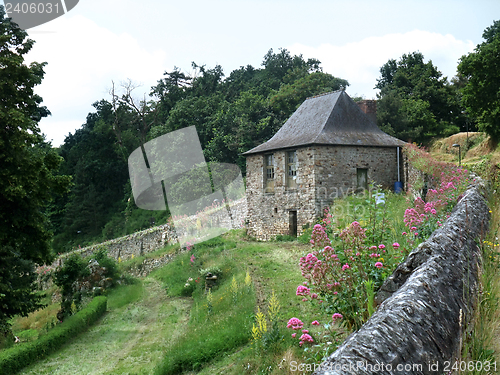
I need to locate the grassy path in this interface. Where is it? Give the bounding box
[19,278,191,375]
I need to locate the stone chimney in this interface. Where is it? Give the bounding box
[357,100,377,124]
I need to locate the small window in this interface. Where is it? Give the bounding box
[265,154,275,193]
[287,151,297,189]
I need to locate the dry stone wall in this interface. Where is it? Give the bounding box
[313,181,490,375]
[53,198,247,268]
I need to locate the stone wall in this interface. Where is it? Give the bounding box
[245,145,404,241]
[245,147,316,241]
[313,182,490,375]
[53,197,247,267]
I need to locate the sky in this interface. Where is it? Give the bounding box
[5,0,500,146]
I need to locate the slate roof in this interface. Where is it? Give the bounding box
[243,90,405,155]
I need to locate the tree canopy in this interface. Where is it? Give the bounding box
[375,52,465,144]
[458,20,500,141]
[0,6,70,334]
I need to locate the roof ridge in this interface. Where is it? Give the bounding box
[306,88,345,101]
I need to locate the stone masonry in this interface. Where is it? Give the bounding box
[245,145,403,241]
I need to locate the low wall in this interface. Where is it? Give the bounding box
[313,182,490,375]
[54,198,247,266]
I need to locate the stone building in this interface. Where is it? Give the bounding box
[243,90,406,240]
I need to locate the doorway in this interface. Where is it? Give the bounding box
[289,210,297,237]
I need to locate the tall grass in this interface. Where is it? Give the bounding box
[153,270,255,374]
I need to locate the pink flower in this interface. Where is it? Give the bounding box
[292,333,296,338]
[296,285,311,296]
[378,244,385,250]
[333,291,338,295]
[392,242,400,249]
[311,320,320,326]
[302,329,309,333]
[410,227,417,231]
[332,313,343,321]
[414,232,419,236]
[402,232,407,236]
[299,333,314,344]
[375,262,383,269]
[342,264,350,271]
[287,317,304,330]
[369,245,377,250]
[311,293,318,299]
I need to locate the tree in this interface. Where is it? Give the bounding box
[458,20,500,141]
[376,52,463,144]
[0,6,71,338]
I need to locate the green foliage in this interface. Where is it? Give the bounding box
[92,247,120,282]
[53,254,90,319]
[0,5,71,334]
[376,52,465,144]
[151,252,199,297]
[458,20,500,141]
[275,234,298,242]
[0,296,107,375]
[154,270,254,374]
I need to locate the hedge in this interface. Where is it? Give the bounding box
[0,296,107,374]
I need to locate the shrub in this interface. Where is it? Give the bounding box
[0,296,107,374]
[53,253,90,319]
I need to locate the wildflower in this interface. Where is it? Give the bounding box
[299,333,314,344]
[342,264,350,271]
[333,291,338,295]
[375,262,383,269]
[410,227,417,231]
[287,317,304,330]
[332,313,343,321]
[392,242,400,249]
[369,245,377,250]
[378,244,385,250]
[311,293,318,299]
[414,232,419,236]
[296,285,311,296]
[402,232,407,236]
[302,329,309,333]
[292,333,296,338]
[311,320,320,326]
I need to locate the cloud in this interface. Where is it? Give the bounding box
[26,15,168,146]
[287,30,475,99]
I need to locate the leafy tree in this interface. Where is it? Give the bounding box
[269,71,349,123]
[458,20,500,141]
[376,52,463,144]
[0,6,70,337]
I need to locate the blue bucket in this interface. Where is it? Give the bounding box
[394,181,403,193]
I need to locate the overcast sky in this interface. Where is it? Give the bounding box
[6,0,500,146]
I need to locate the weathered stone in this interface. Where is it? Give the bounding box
[312,182,490,375]
[245,145,404,240]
